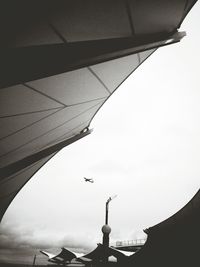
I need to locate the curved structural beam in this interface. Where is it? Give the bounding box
[0,0,197,223]
[0,128,92,180]
[0,32,184,89]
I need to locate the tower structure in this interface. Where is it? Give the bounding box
[101,195,117,263]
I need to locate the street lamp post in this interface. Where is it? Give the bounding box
[101,195,117,264]
[105,196,111,225]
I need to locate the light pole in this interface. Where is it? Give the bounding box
[32,255,36,266]
[101,195,117,263]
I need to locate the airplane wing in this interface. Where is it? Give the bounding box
[0,0,196,222]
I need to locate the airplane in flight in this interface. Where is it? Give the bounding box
[84,177,94,183]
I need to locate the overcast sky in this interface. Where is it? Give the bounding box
[1,2,200,265]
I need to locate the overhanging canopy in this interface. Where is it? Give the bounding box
[0,0,197,221]
[128,189,200,267]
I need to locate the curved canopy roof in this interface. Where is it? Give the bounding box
[0,0,197,221]
[128,189,200,266]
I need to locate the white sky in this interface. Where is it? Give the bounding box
[1,2,200,264]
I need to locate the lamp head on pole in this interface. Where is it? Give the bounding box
[106,194,117,205]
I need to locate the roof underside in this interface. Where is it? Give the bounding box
[0,0,197,229]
